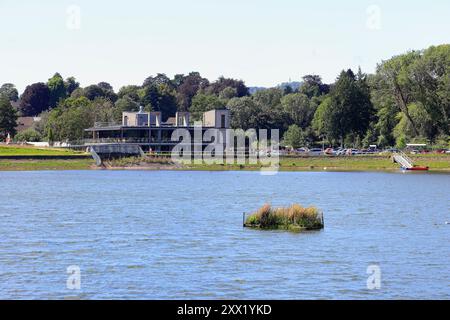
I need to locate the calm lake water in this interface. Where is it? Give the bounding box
[0,170,449,299]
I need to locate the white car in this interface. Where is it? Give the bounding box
[295,147,309,155]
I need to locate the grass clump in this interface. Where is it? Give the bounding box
[108,156,173,167]
[245,203,324,231]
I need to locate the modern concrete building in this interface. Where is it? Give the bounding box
[202,109,230,128]
[175,112,190,127]
[122,107,161,127]
[85,108,231,153]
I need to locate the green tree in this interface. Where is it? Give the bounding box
[64,77,80,96]
[281,93,315,128]
[318,70,374,146]
[0,97,18,139]
[227,96,260,130]
[0,83,19,101]
[300,75,329,98]
[117,85,141,102]
[14,128,42,142]
[374,104,398,147]
[45,97,114,142]
[373,45,450,142]
[175,72,209,111]
[312,96,331,137]
[140,84,178,121]
[47,73,67,107]
[230,88,290,132]
[219,87,238,100]
[252,88,284,109]
[410,45,450,137]
[283,124,305,149]
[32,110,50,137]
[113,97,140,122]
[190,94,225,121]
[143,73,174,89]
[19,83,50,116]
[205,76,248,97]
[375,51,421,136]
[80,84,118,102]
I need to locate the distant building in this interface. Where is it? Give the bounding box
[85,107,231,153]
[16,117,41,133]
[10,100,20,110]
[203,109,230,128]
[122,109,162,127]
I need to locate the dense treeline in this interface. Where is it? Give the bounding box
[0,44,449,148]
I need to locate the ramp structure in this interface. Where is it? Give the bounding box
[393,151,414,169]
[89,144,145,166]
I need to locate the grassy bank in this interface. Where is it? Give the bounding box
[187,154,450,172]
[0,159,95,171]
[0,144,448,171]
[0,145,85,156]
[0,145,93,171]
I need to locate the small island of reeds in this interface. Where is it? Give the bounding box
[244,204,324,232]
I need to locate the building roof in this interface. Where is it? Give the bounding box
[16,117,40,132]
[164,117,176,125]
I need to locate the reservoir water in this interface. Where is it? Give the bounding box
[0,170,449,299]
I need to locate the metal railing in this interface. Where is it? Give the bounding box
[393,151,414,169]
[84,138,159,144]
[93,122,121,128]
[399,151,414,165]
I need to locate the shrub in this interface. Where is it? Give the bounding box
[14,129,42,142]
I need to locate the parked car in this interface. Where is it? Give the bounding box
[258,149,270,157]
[324,148,336,155]
[295,147,309,155]
[365,146,380,154]
[382,148,399,154]
[308,148,323,156]
[342,148,360,155]
[269,150,280,156]
[270,149,288,156]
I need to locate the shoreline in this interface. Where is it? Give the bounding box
[0,155,449,172]
[1,145,449,172]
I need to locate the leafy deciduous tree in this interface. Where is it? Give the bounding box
[19,83,50,116]
[0,97,18,139]
[0,83,19,102]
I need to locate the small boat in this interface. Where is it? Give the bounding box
[404,166,429,171]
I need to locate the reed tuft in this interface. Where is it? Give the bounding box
[245,203,323,231]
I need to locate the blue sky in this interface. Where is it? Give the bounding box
[1,0,449,92]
